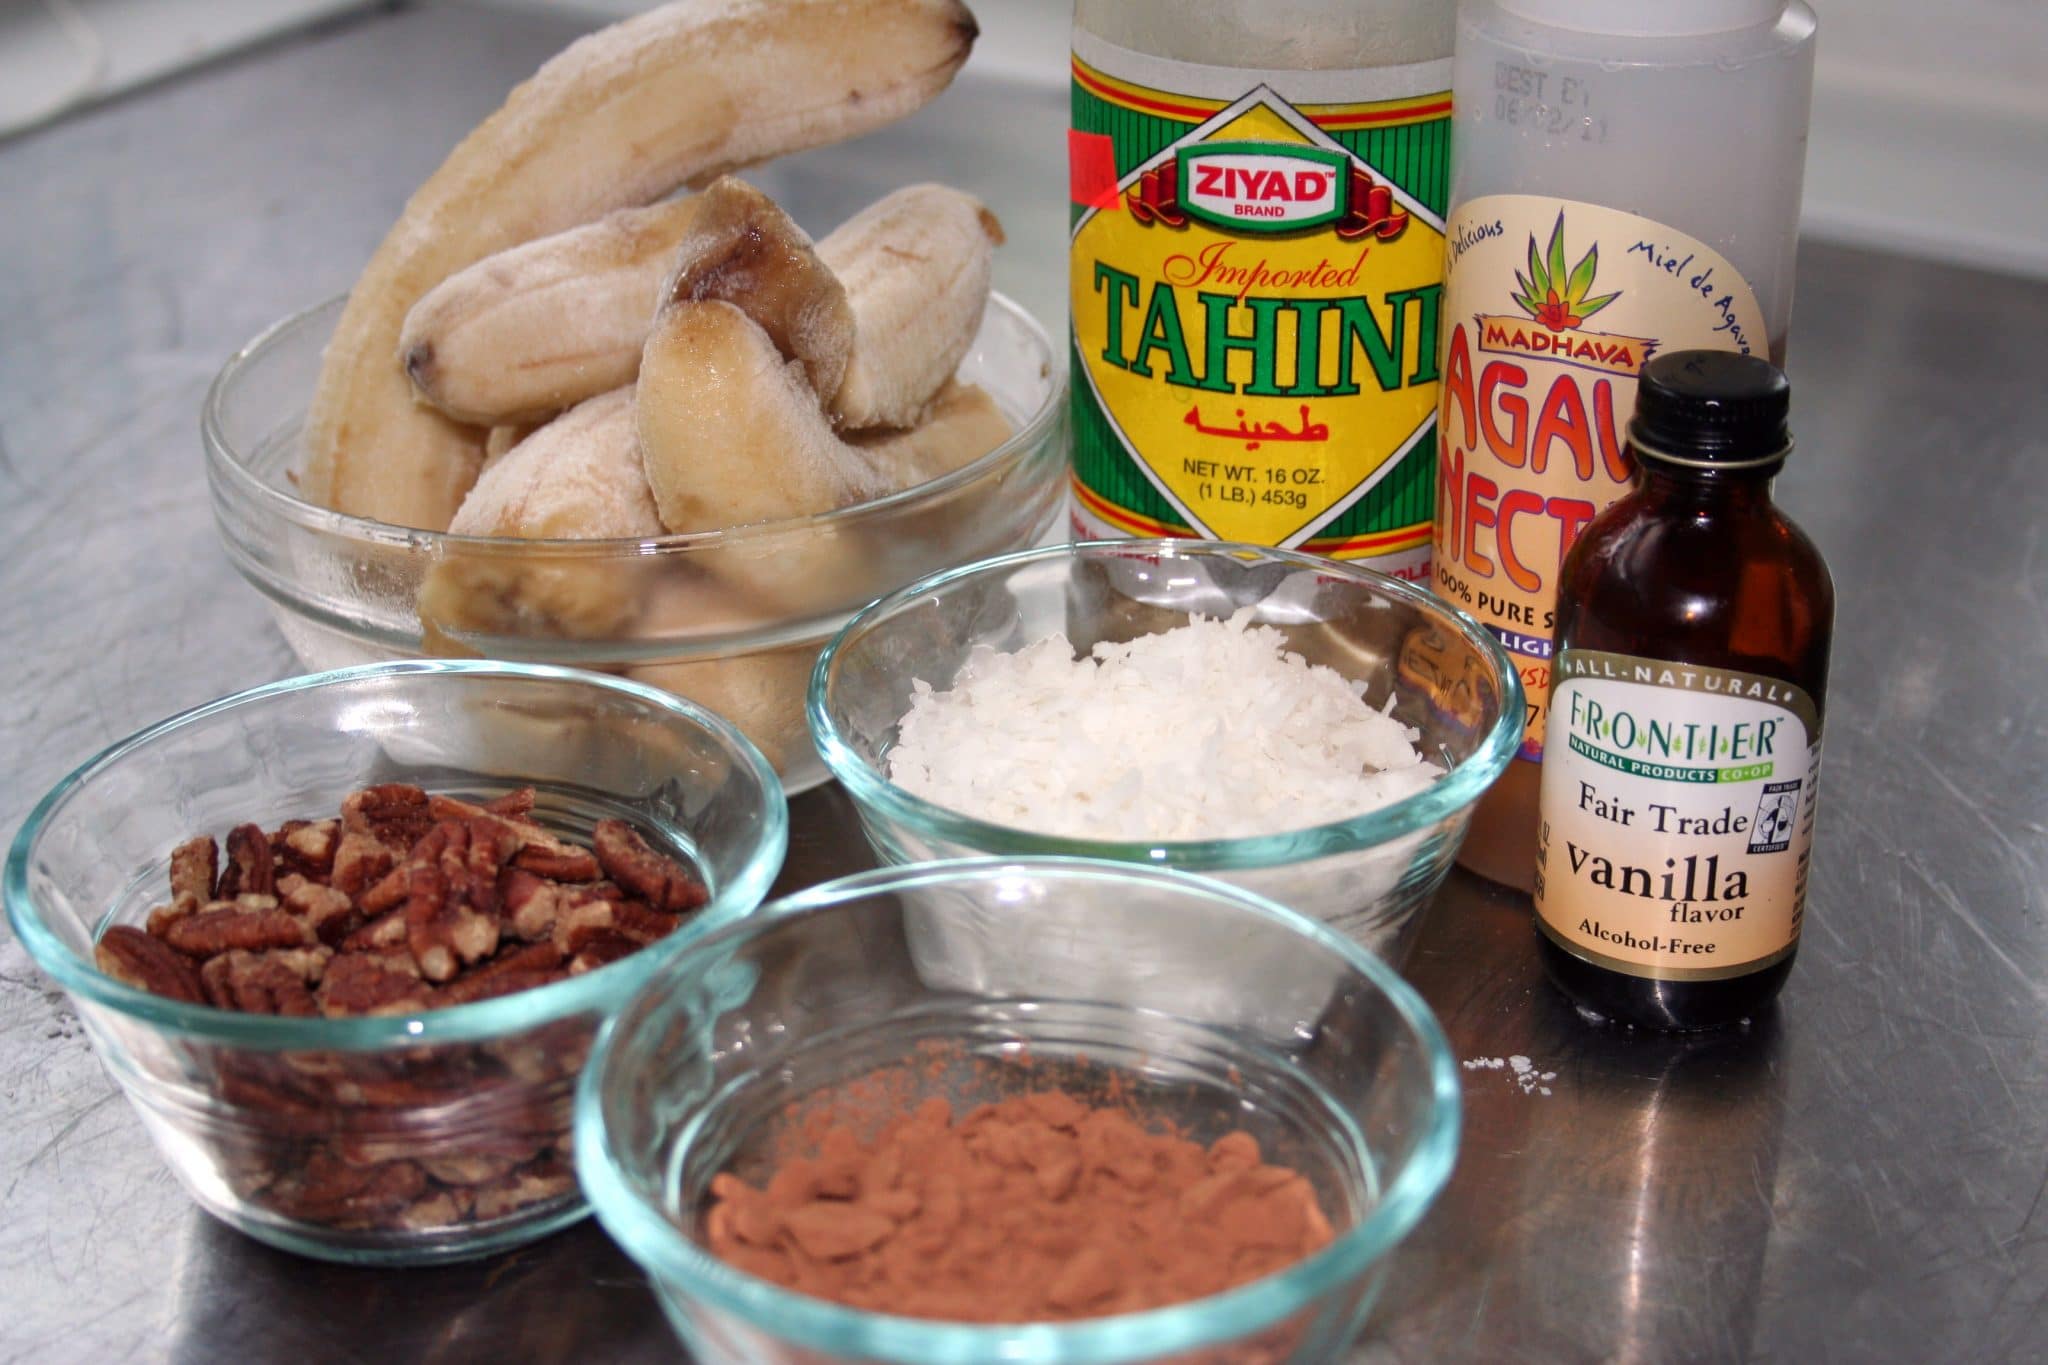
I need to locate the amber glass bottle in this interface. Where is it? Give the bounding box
[1533,351,1832,1030]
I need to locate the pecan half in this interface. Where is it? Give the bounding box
[485,787,538,821]
[341,904,410,953]
[330,831,395,898]
[554,896,682,956]
[267,1151,428,1227]
[318,951,432,1017]
[342,783,436,852]
[200,947,331,1016]
[145,891,201,938]
[404,861,499,983]
[436,942,568,1007]
[215,823,277,899]
[509,843,602,882]
[593,819,708,914]
[471,1158,577,1223]
[169,836,218,903]
[95,926,205,1004]
[280,877,360,946]
[164,901,311,958]
[499,867,568,941]
[273,819,339,881]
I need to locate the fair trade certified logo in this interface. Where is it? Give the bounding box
[1174,142,1349,233]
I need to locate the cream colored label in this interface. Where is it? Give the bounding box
[1534,651,1819,981]
[1432,196,1770,761]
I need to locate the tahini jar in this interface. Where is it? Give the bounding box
[1069,2,1453,582]
[1435,0,1816,891]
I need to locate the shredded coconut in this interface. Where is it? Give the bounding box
[886,609,1441,841]
[1464,1055,1557,1096]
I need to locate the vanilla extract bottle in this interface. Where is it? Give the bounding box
[1534,351,1832,1030]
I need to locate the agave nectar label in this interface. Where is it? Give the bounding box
[1068,34,1452,579]
[1433,196,1769,759]
[1535,651,1820,982]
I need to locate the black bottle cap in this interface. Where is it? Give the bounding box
[1629,350,1792,471]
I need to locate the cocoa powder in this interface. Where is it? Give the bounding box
[705,1088,1337,1322]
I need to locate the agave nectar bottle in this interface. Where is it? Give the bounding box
[1068,1,1454,583]
[1434,0,1817,891]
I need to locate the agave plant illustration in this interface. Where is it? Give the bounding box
[1513,213,1620,332]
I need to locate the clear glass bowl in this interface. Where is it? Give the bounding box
[809,540,1524,956]
[203,293,1067,794]
[3,660,787,1265]
[577,858,1460,1364]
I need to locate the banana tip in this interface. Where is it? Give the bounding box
[404,341,437,389]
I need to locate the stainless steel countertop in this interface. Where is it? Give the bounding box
[1,6,2042,1362]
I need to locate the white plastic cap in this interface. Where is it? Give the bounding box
[1494,0,1784,36]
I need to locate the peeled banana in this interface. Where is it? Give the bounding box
[662,178,855,405]
[847,378,1012,487]
[392,183,1003,432]
[300,0,978,530]
[402,199,704,427]
[821,185,1004,429]
[637,183,874,533]
[447,390,657,541]
[421,390,660,642]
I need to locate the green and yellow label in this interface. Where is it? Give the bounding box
[1068,35,1451,579]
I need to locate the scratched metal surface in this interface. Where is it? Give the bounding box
[0,5,2042,1363]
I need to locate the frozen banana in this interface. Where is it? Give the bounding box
[637,182,873,532]
[403,199,704,426]
[640,299,877,533]
[847,379,1012,486]
[447,390,658,541]
[300,0,978,531]
[821,185,1004,430]
[661,178,855,404]
[390,182,1003,433]
[483,421,539,470]
[625,572,826,778]
[420,390,661,642]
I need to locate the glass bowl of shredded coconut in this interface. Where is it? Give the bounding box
[809,541,1522,954]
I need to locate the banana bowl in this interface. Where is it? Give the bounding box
[204,293,1066,794]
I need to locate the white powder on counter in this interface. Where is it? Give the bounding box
[886,609,1441,841]
[1464,1055,1557,1096]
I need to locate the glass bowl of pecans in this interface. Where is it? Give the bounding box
[3,660,786,1265]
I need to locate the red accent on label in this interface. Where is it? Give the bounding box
[1126,161,1187,227]
[1068,130,1121,210]
[1334,168,1408,242]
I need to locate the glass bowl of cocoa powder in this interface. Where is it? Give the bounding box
[4,660,786,1264]
[577,858,1459,1364]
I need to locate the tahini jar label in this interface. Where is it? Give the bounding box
[1534,650,1821,981]
[1434,196,1770,758]
[1068,34,1452,581]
